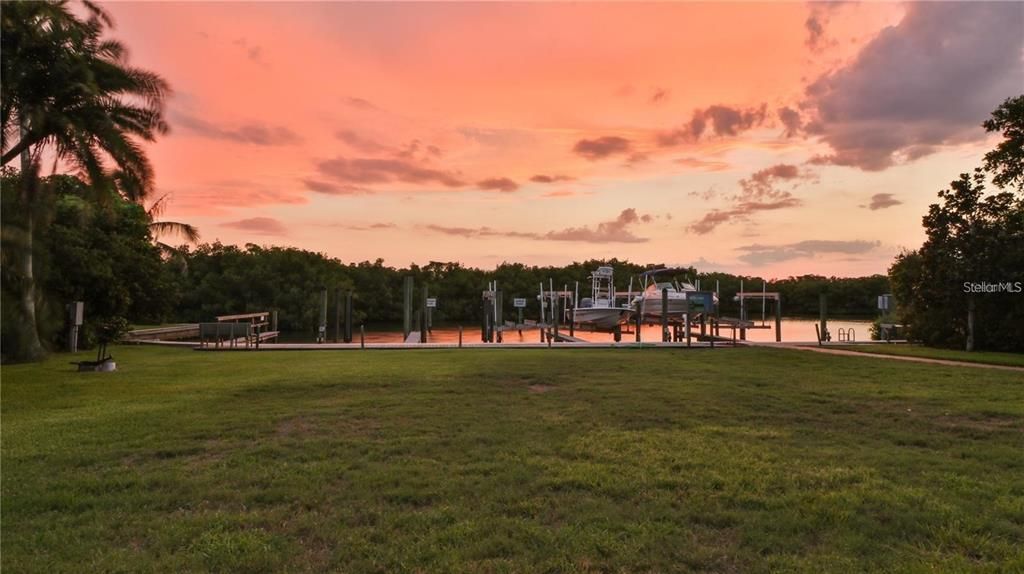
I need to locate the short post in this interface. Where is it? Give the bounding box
[661,288,669,342]
[635,304,642,343]
[458,325,463,348]
[360,324,365,349]
[547,329,552,348]
[815,323,822,346]
[271,310,279,332]
[709,319,715,348]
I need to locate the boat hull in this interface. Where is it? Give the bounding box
[573,307,633,330]
[636,295,691,318]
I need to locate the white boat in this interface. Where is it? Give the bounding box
[630,268,717,319]
[573,266,634,329]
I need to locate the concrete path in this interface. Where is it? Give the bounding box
[761,343,1024,373]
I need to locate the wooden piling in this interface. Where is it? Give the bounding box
[458,325,463,348]
[319,288,328,343]
[491,290,499,339]
[684,297,691,347]
[552,294,560,343]
[775,297,782,342]
[661,287,669,342]
[421,285,428,344]
[360,324,365,349]
[819,293,828,342]
[402,276,413,340]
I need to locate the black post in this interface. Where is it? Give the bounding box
[360,324,365,349]
[635,303,642,343]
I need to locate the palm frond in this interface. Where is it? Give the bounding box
[150,220,200,243]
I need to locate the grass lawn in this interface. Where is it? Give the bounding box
[833,344,1024,368]
[3,346,1023,573]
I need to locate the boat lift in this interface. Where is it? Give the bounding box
[731,280,782,342]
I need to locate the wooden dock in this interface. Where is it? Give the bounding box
[126,324,199,341]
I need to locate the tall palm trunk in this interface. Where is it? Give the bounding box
[16,115,45,360]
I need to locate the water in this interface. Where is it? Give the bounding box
[280,318,873,344]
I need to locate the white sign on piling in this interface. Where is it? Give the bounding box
[513,298,527,308]
[426,298,437,308]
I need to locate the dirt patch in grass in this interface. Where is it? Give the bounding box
[933,413,1023,433]
[276,416,316,438]
[528,384,554,394]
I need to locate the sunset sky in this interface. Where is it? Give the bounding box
[102,1,1024,277]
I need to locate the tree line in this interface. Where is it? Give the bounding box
[887,95,1024,352]
[2,2,1019,360]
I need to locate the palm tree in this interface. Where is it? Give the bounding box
[1,1,170,360]
[145,193,199,274]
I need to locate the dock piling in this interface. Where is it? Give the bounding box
[401,276,413,339]
[819,293,828,342]
[421,286,428,344]
[775,297,782,342]
[684,297,691,347]
[661,288,669,342]
[319,288,328,343]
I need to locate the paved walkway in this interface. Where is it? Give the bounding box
[762,343,1024,373]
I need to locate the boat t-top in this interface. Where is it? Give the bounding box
[630,268,717,319]
[573,266,634,329]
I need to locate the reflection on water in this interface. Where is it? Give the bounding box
[278,318,874,344]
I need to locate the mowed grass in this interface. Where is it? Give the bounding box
[3,346,1024,573]
[833,344,1024,368]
